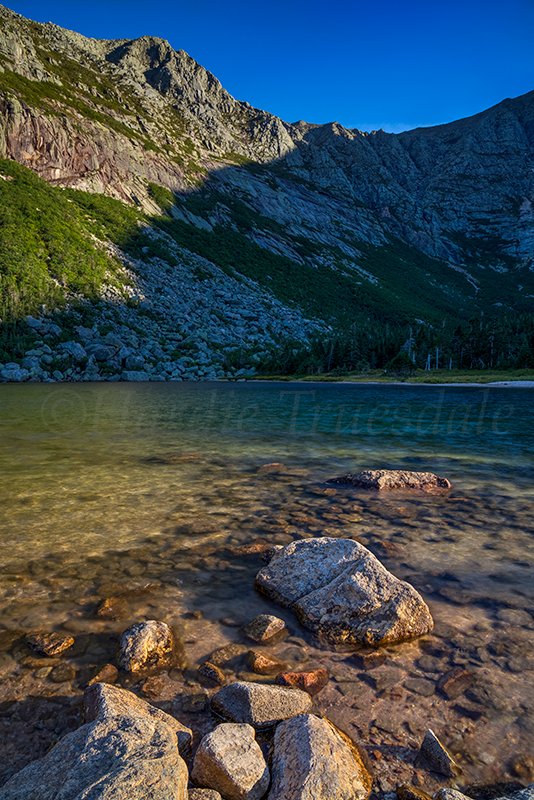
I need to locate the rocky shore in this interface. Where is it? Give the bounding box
[1,517,533,799]
[0,232,328,384]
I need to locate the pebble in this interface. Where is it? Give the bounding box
[50,662,76,683]
[26,633,74,657]
[246,650,287,675]
[404,678,435,697]
[198,662,227,686]
[88,664,119,686]
[351,650,387,670]
[275,668,328,696]
[241,614,287,643]
[437,667,474,700]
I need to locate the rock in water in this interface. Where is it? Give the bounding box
[255,538,433,645]
[211,681,312,728]
[84,681,192,754]
[191,723,269,800]
[268,713,372,800]
[119,620,177,673]
[419,729,460,776]
[26,632,74,656]
[242,614,287,642]
[327,470,452,494]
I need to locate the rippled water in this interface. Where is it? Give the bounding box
[0,381,533,787]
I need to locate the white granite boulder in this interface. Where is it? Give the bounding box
[255,537,433,645]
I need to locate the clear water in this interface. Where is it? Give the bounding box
[0,381,533,787]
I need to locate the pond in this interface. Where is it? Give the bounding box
[0,381,533,789]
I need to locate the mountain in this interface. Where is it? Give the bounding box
[0,3,533,381]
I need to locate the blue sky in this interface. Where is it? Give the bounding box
[6,0,534,132]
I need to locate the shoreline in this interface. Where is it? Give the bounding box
[250,378,534,388]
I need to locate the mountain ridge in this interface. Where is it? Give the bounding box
[0,2,533,384]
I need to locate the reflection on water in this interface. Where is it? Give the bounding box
[0,381,533,787]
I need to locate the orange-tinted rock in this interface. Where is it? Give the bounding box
[88,663,119,686]
[258,463,288,474]
[96,596,129,619]
[437,667,474,699]
[26,632,74,657]
[351,651,387,670]
[275,668,328,696]
[247,650,287,675]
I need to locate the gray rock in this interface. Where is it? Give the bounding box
[0,366,29,382]
[22,356,40,370]
[268,713,372,800]
[0,713,188,799]
[84,681,192,754]
[122,370,151,381]
[125,354,147,370]
[119,620,176,674]
[191,722,269,800]
[61,340,87,361]
[211,681,312,729]
[87,343,116,361]
[189,791,223,800]
[327,469,452,494]
[25,315,42,328]
[255,537,433,645]
[419,729,460,776]
[434,790,473,800]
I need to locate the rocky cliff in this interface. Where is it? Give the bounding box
[1,2,533,340]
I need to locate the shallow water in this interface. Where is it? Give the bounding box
[0,381,533,788]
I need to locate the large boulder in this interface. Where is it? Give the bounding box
[191,723,269,800]
[255,537,433,645]
[0,712,188,799]
[84,682,192,754]
[211,681,312,729]
[268,713,372,800]
[327,469,452,494]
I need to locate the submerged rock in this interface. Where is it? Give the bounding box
[255,537,433,645]
[327,469,452,494]
[275,668,329,695]
[191,723,269,800]
[242,614,287,643]
[268,713,372,800]
[26,632,74,657]
[211,681,312,729]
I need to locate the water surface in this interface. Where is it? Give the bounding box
[0,381,533,788]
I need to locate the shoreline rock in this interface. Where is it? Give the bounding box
[255,537,433,645]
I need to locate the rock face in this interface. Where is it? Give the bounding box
[84,681,192,754]
[1,1,534,342]
[255,537,433,645]
[191,723,269,800]
[327,470,452,494]
[1,684,190,799]
[119,620,178,674]
[268,713,372,800]
[211,681,312,729]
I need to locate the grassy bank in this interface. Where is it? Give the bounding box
[254,368,534,384]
